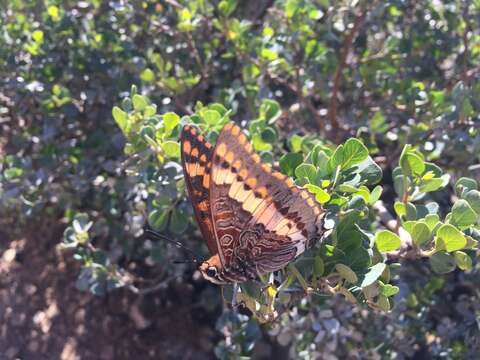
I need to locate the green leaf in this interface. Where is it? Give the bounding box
[455,177,477,196]
[148,210,168,231]
[4,167,24,180]
[394,202,406,217]
[328,145,344,171]
[464,190,480,214]
[362,283,380,299]
[338,184,358,193]
[163,112,180,135]
[375,230,401,252]
[112,106,128,133]
[402,221,416,234]
[285,0,299,18]
[162,141,180,158]
[305,184,331,204]
[290,134,303,152]
[370,111,388,134]
[360,263,386,288]
[294,163,316,183]
[203,109,221,125]
[335,264,358,284]
[259,99,281,123]
[260,48,278,61]
[377,295,391,311]
[354,156,383,186]
[121,97,133,112]
[424,214,440,231]
[32,30,44,43]
[170,209,188,234]
[393,174,408,198]
[308,8,323,20]
[381,284,400,297]
[208,103,228,116]
[218,0,237,16]
[454,251,472,271]
[140,126,156,146]
[279,153,303,176]
[356,186,371,203]
[252,133,272,151]
[451,199,478,227]
[424,162,443,177]
[72,213,91,233]
[411,222,431,246]
[260,127,277,143]
[311,148,330,169]
[47,5,60,19]
[369,185,383,204]
[130,85,138,96]
[437,224,466,252]
[313,256,324,277]
[420,177,445,193]
[430,251,456,274]
[400,145,425,176]
[132,94,147,111]
[144,105,156,117]
[140,68,155,82]
[342,138,369,169]
[248,118,265,134]
[406,202,417,221]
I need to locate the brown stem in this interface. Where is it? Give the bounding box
[459,3,472,124]
[293,61,323,132]
[185,32,205,76]
[461,3,472,84]
[328,7,366,131]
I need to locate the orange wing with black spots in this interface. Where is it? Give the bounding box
[180,125,218,256]
[181,122,325,284]
[209,123,325,281]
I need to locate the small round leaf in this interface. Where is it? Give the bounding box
[375,230,401,252]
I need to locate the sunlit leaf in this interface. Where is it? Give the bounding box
[437,224,466,252]
[375,230,401,252]
[342,138,369,169]
[360,263,386,288]
[305,184,330,204]
[451,199,478,227]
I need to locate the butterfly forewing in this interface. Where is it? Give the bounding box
[180,125,218,256]
[209,123,324,280]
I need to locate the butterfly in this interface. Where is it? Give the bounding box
[180,122,325,285]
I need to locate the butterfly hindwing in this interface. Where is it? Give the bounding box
[210,123,324,279]
[180,125,218,256]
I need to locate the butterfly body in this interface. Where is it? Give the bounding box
[181,122,324,284]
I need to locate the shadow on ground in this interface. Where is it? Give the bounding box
[0,218,217,360]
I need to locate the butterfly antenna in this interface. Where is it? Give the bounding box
[172,259,198,264]
[144,228,200,264]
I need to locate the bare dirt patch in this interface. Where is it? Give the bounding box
[0,218,217,360]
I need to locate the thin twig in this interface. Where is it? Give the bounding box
[328,7,366,131]
[127,275,178,296]
[294,52,324,131]
[461,3,472,84]
[185,32,205,75]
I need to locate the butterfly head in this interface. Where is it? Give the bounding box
[199,254,228,285]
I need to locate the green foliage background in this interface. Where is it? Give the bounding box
[1,0,479,358]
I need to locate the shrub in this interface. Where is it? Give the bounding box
[1,0,479,358]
